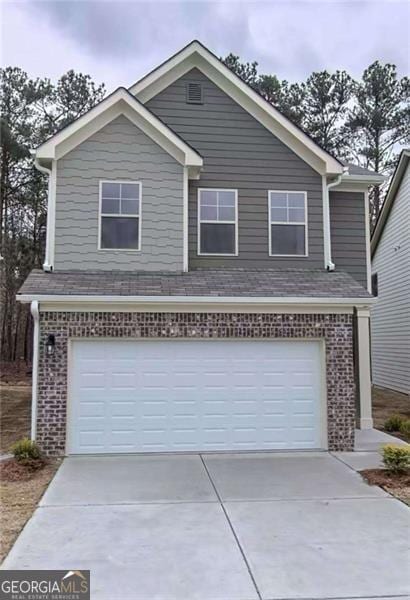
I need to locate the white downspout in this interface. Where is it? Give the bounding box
[30,300,40,440]
[33,156,54,272]
[323,168,348,271]
[182,167,189,272]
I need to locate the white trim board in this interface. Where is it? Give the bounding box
[197,188,239,257]
[371,150,410,256]
[31,302,363,315]
[34,88,203,170]
[17,294,374,307]
[98,180,142,252]
[268,190,308,258]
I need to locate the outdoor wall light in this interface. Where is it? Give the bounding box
[46,334,55,355]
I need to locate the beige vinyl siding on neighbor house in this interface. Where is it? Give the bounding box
[146,68,324,268]
[330,191,367,287]
[371,165,410,394]
[54,115,184,271]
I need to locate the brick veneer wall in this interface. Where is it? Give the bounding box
[37,311,356,455]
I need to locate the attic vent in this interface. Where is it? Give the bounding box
[186,82,203,104]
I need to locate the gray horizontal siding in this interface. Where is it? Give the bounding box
[54,115,184,271]
[146,68,324,269]
[329,191,367,287]
[371,165,410,394]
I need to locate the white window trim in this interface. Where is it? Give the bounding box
[98,180,142,252]
[268,190,309,258]
[197,188,239,257]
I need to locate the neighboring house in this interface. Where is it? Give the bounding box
[17,41,384,456]
[370,150,410,395]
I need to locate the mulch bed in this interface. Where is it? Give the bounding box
[0,457,46,482]
[381,430,410,443]
[361,468,410,504]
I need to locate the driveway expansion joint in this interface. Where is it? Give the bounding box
[199,453,263,600]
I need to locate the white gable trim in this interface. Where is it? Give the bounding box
[35,88,203,169]
[130,41,344,176]
[371,150,410,256]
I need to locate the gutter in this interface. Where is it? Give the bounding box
[33,155,53,272]
[17,294,375,306]
[30,301,40,440]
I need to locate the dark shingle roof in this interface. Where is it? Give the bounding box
[342,161,381,177]
[18,269,371,299]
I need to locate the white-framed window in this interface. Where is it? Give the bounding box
[99,180,141,251]
[268,190,308,257]
[198,188,238,256]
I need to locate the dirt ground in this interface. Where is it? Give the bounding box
[0,459,60,563]
[372,385,410,429]
[0,362,31,454]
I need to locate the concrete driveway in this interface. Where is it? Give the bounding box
[2,452,409,600]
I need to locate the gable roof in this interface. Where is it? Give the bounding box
[129,40,344,176]
[371,149,410,256]
[34,87,203,171]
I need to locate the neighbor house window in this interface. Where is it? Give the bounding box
[99,181,141,250]
[198,189,238,255]
[268,191,307,256]
[371,273,378,297]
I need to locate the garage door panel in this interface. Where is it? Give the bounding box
[78,430,105,449]
[79,401,106,418]
[78,372,106,389]
[69,339,323,454]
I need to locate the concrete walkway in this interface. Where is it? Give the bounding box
[2,451,409,600]
[332,428,410,471]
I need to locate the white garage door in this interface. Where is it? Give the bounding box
[68,339,323,454]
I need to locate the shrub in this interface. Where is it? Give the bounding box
[384,414,405,432]
[382,444,410,474]
[11,438,41,461]
[399,419,410,441]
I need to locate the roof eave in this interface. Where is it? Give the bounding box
[17,293,375,306]
[371,150,410,256]
[342,173,387,185]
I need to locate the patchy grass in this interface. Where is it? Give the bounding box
[0,458,60,563]
[372,385,410,430]
[361,468,410,505]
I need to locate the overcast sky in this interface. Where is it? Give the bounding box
[1,0,409,92]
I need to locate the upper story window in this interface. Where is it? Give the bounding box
[269,191,307,256]
[99,181,141,250]
[198,188,238,256]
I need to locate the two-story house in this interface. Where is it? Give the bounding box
[18,41,384,456]
[371,149,410,395]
